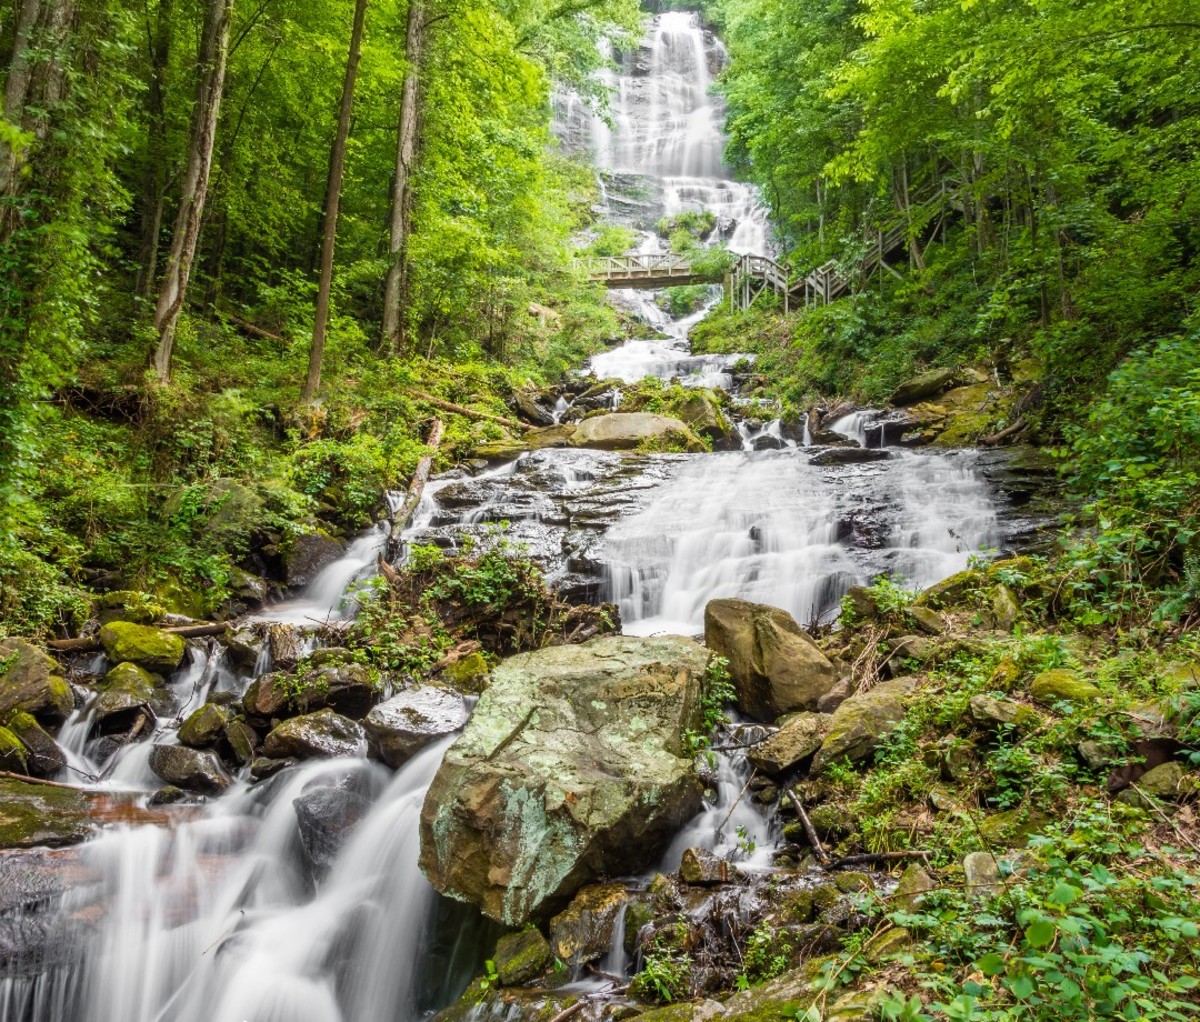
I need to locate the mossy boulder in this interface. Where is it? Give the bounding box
[283,531,345,588]
[0,726,28,771]
[0,639,73,724]
[1030,669,1101,705]
[98,622,185,673]
[94,662,162,727]
[493,928,552,986]
[812,677,918,773]
[224,719,258,764]
[889,367,959,406]
[892,864,935,910]
[95,590,166,625]
[978,807,1051,845]
[178,703,233,748]
[968,694,1041,732]
[1117,761,1186,807]
[704,599,838,720]
[5,712,65,776]
[419,634,707,925]
[914,570,982,611]
[0,778,95,849]
[990,584,1023,631]
[569,412,705,452]
[263,708,367,760]
[674,389,733,444]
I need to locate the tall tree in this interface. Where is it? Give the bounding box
[134,0,175,299]
[151,0,234,384]
[301,0,370,403]
[380,0,425,353]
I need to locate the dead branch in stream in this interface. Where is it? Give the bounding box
[787,788,831,865]
[826,850,932,869]
[387,417,444,558]
[406,389,523,430]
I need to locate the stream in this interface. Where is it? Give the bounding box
[1,11,1044,1021]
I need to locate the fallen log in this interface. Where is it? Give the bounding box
[826,850,932,870]
[387,417,444,559]
[221,311,286,343]
[47,622,230,654]
[406,389,523,431]
[980,415,1027,447]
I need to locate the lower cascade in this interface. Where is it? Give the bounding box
[0,8,1070,1022]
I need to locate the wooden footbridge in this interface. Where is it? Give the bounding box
[576,184,954,312]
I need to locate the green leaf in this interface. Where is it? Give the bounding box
[1007,974,1035,1000]
[977,953,1007,977]
[1047,882,1083,907]
[1025,919,1057,949]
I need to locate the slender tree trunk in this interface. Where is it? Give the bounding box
[302,0,370,403]
[135,0,174,298]
[1,0,77,212]
[151,0,234,384]
[381,0,426,354]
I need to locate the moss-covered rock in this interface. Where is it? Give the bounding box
[889,367,959,406]
[263,708,367,760]
[95,590,166,625]
[747,712,831,774]
[914,569,983,610]
[550,883,628,964]
[420,634,706,925]
[968,694,1041,732]
[812,677,918,773]
[5,711,65,776]
[0,639,73,724]
[569,412,705,452]
[832,871,874,893]
[439,652,491,694]
[0,778,94,848]
[148,744,232,794]
[0,726,28,771]
[978,807,1051,845]
[991,584,1023,631]
[1030,669,1101,705]
[1116,761,1186,808]
[892,864,935,911]
[98,622,185,673]
[224,719,258,764]
[493,927,552,985]
[178,703,232,748]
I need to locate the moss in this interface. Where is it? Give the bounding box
[1029,669,1101,704]
[98,622,186,672]
[832,871,874,894]
[178,703,232,748]
[0,726,28,771]
[978,807,1051,845]
[101,662,159,701]
[441,652,491,694]
[914,569,983,610]
[493,927,552,985]
[0,778,93,849]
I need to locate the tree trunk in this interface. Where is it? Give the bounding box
[151,0,234,384]
[380,0,426,354]
[135,0,174,299]
[302,0,370,403]
[1,0,77,211]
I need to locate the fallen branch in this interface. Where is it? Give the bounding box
[718,769,757,835]
[387,417,444,559]
[787,788,831,865]
[981,415,1027,447]
[406,389,523,431]
[47,622,230,653]
[221,311,285,343]
[0,770,94,792]
[826,850,931,870]
[546,1001,586,1022]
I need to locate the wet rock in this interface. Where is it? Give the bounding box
[178,703,232,748]
[809,447,891,466]
[0,639,73,724]
[569,412,704,452]
[0,727,26,772]
[747,713,831,774]
[679,847,734,885]
[549,882,628,964]
[293,785,371,877]
[419,634,707,925]
[263,708,367,760]
[224,626,264,669]
[889,367,959,406]
[704,599,839,721]
[675,389,733,444]
[98,622,185,673]
[816,678,851,714]
[364,686,468,768]
[148,785,189,806]
[5,712,65,776]
[224,719,258,764]
[513,388,557,426]
[1030,669,1101,705]
[493,928,552,986]
[295,663,379,718]
[250,756,298,780]
[284,532,345,588]
[753,434,785,451]
[93,662,160,730]
[812,677,918,774]
[148,744,232,794]
[968,694,1040,732]
[0,779,94,849]
[241,672,290,721]
[267,623,305,672]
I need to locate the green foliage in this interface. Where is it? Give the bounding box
[655,211,717,240]
[740,921,793,985]
[630,923,693,1003]
[585,224,637,257]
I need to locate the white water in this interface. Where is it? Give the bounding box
[604,448,1000,636]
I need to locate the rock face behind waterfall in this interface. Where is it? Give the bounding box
[704,598,839,721]
[419,634,708,925]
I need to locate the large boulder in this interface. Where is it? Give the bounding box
[888,367,959,407]
[93,662,161,730]
[675,390,733,445]
[98,622,185,673]
[364,687,468,768]
[293,786,371,877]
[1030,669,1101,705]
[0,779,95,849]
[0,640,73,724]
[568,413,704,452]
[263,708,368,760]
[147,745,232,795]
[178,703,232,748]
[811,678,918,773]
[809,448,891,466]
[747,713,832,774]
[5,713,66,777]
[284,532,345,589]
[419,634,707,925]
[549,882,628,965]
[704,599,838,721]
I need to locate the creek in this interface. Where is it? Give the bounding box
[0,11,1042,1021]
